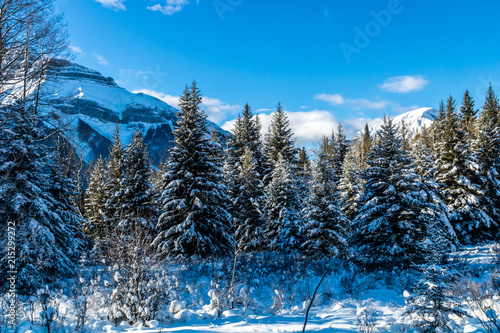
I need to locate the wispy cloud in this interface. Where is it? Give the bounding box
[69,45,84,55]
[148,0,189,15]
[315,93,390,109]
[93,53,109,66]
[380,75,428,93]
[94,0,126,11]
[314,93,345,105]
[314,92,419,113]
[132,89,240,123]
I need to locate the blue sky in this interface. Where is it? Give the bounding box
[59,0,500,142]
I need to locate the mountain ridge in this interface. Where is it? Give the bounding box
[355,107,438,139]
[42,59,230,165]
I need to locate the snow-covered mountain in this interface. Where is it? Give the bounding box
[356,107,438,139]
[42,60,229,165]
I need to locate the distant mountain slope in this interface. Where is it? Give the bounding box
[356,107,438,139]
[42,60,229,165]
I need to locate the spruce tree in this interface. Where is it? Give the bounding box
[338,150,363,220]
[301,153,350,258]
[350,117,454,269]
[233,147,265,252]
[263,154,303,253]
[104,125,126,229]
[332,123,349,185]
[475,85,500,235]
[361,123,372,160]
[84,156,108,240]
[405,263,466,332]
[121,130,156,230]
[153,82,233,258]
[296,146,312,203]
[435,96,494,243]
[460,89,478,138]
[0,102,85,294]
[264,103,298,166]
[225,104,267,252]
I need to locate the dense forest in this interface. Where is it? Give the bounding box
[2,0,500,331]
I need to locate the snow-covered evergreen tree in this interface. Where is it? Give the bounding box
[104,125,126,229]
[296,146,312,203]
[0,102,85,294]
[405,263,466,332]
[331,123,349,186]
[350,117,454,269]
[153,82,233,258]
[225,104,266,252]
[121,130,156,231]
[263,153,303,253]
[338,151,363,220]
[232,147,265,252]
[435,96,495,243]
[460,89,478,138]
[301,153,350,258]
[475,84,500,235]
[84,156,108,241]
[264,103,298,166]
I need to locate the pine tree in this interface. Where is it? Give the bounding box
[153,82,233,258]
[400,120,411,151]
[263,154,303,253]
[430,100,446,158]
[225,104,266,252]
[264,103,298,166]
[121,130,156,231]
[84,156,108,240]
[460,89,478,138]
[350,117,454,269]
[0,102,86,294]
[233,147,265,252]
[475,84,500,235]
[405,263,466,332]
[331,123,349,185]
[361,123,372,160]
[301,153,350,258]
[435,96,494,243]
[338,149,364,220]
[104,125,126,229]
[296,146,312,202]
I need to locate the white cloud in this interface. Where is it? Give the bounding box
[315,92,421,114]
[94,0,126,11]
[314,93,345,105]
[69,45,83,55]
[133,89,180,108]
[201,96,241,123]
[380,75,428,93]
[343,117,383,139]
[223,110,340,146]
[352,99,391,109]
[316,93,391,110]
[148,0,189,15]
[132,89,240,123]
[93,53,109,66]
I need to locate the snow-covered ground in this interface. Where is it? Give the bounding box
[4,244,500,333]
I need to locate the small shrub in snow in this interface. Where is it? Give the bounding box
[404,263,466,332]
[461,278,500,333]
[208,277,231,318]
[356,305,378,333]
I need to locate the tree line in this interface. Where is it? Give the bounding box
[83,82,500,270]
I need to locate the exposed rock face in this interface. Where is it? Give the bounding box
[43,59,230,165]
